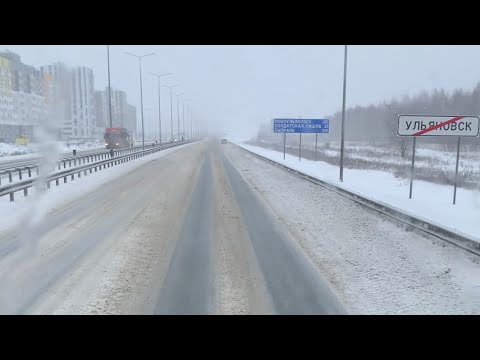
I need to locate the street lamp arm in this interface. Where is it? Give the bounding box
[124,52,139,58]
[150,72,172,78]
[125,52,156,59]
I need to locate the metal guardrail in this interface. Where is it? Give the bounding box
[0,143,162,186]
[0,141,193,202]
[234,144,480,257]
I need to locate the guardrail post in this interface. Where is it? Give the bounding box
[10,192,14,202]
[47,181,51,189]
[28,167,31,177]
[18,169,22,180]
[58,162,61,170]
[24,188,28,197]
[56,179,59,186]
[78,171,81,178]
[8,171,12,183]
[68,160,71,167]
[36,166,39,175]
[63,161,66,169]
[64,176,67,183]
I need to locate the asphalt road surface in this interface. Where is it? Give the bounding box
[0,139,346,315]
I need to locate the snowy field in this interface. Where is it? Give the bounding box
[232,141,480,242]
[247,138,480,190]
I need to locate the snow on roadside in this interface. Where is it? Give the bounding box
[0,140,106,159]
[232,141,480,242]
[0,143,35,157]
[0,142,197,235]
[225,145,480,314]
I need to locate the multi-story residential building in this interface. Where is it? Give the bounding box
[125,103,137,141]
[70,66,96,138]
[95,87,137,139]
[40,62,72,138]
[41,63,98,139]
[0,51,47,142]
[1,50,133,142]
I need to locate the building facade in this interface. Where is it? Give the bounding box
[0,50,134,142]
[125,103,137,141]
[95,87,137,139]
[0,51,48,142]
[40,62,72,139]
[70,67,96,138]
[40,64,98,139]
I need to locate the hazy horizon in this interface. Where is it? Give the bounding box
[2,45,480,140]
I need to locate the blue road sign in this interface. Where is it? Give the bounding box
[273,119,329,134]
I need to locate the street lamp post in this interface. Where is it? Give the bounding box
[107,45,113,128]
[150,72,171,144]
[189,106,193,140]
[175,93,184,140]
[339,45,348,182]
[124,51,155,150]
[161,84,179,141]
[183,98,191,140]
[188,107,196,140]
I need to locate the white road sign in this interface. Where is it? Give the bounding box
[397,115,480,137]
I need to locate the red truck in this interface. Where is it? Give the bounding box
[104,127,133,149]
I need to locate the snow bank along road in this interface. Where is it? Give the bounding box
[0,140,479,314]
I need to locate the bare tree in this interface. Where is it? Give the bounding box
[384,103,408,158]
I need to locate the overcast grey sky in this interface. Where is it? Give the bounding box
[2,45,480,139]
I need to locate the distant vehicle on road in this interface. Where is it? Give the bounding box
[221,139,228,144]
[104,128,132,149]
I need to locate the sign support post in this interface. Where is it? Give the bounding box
[299,134,302,161]
[398,114,479,202]
[453,136,461,205]
[273,119,329,162]
[409,136,416,199]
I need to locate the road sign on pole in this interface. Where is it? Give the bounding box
[274,118,329,162]
[397,114,479,203]
[397,115,479,137]
[299,133,302,161]
[273,119,329,134]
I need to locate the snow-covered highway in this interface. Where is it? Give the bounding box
[0,139,478,314]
